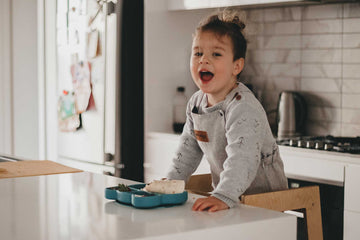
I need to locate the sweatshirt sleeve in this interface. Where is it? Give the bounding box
[212,102,266,207]
[166,95,204,181]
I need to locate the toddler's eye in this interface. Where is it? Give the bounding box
[194,52,202,57]
[213,52,222,57]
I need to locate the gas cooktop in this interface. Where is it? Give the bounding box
[276,135,360,154]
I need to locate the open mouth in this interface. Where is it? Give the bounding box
[199,71,214,82]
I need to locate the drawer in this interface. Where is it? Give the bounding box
[279,148,345,185]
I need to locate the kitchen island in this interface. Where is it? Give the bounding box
[0,171,296,240]
[147,132,360,239]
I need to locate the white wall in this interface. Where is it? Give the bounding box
[0,0,13,154]
[12,0,39,159]
[43,0,58,161]
[0,0,39,159]
[145,0,213,134]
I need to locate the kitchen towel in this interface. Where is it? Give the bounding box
[0,160,82,179]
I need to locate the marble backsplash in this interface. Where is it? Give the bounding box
[242,3,360,137]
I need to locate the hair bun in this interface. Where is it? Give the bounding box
[219,10,246,31]
[231,16,246,30]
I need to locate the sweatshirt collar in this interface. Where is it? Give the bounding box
[201,84,241,113]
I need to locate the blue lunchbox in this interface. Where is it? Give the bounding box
[105,183,188,208]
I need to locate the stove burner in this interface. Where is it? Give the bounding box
[276,135,360,154]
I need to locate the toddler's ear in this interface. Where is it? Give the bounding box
[233,58,245,76]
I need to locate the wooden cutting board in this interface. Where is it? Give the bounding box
[0,160,83,179]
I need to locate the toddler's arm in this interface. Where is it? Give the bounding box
[167,95,204,181]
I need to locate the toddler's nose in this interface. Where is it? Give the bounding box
[199,55,209,64]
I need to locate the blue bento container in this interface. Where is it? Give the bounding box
[105,183,188,208]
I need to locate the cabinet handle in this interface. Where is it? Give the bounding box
[103,171,114,176]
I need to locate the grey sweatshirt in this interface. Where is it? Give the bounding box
[167,83,288,208]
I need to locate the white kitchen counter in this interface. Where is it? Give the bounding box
[0,172,296,240]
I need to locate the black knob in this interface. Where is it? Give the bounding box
[324,143,333,151]
[297,140,306,148]
[306,140,315,149]
[315,141,324,150]
[289,139,297,147]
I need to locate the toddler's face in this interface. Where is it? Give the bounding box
[190,31,243,103]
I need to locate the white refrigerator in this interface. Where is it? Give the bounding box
[56,0,144,181]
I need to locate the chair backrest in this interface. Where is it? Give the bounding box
[186,174,323,240]
[185,173,213,196]
[241,186,323,240]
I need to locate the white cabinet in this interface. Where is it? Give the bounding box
[279,146,345,185]
[344,210,360,240]
[344,164,360,240]
[145,132,210,182]
[344,164,360,212]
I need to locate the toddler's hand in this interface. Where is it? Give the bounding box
[192,196,229,212]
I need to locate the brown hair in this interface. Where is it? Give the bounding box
[196,10,247,62]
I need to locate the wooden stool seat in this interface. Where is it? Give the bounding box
[186,174,323,240]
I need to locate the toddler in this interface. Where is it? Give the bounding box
[166,10,288,212]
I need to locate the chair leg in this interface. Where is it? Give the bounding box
[305,187,323,240]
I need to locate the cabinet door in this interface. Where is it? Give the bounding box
[344,210,360,240]
[344,164,360,240]
[344,164,360,212]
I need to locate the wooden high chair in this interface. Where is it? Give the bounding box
[186,174,323,240]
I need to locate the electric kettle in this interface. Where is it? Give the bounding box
[276,91,307,140]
